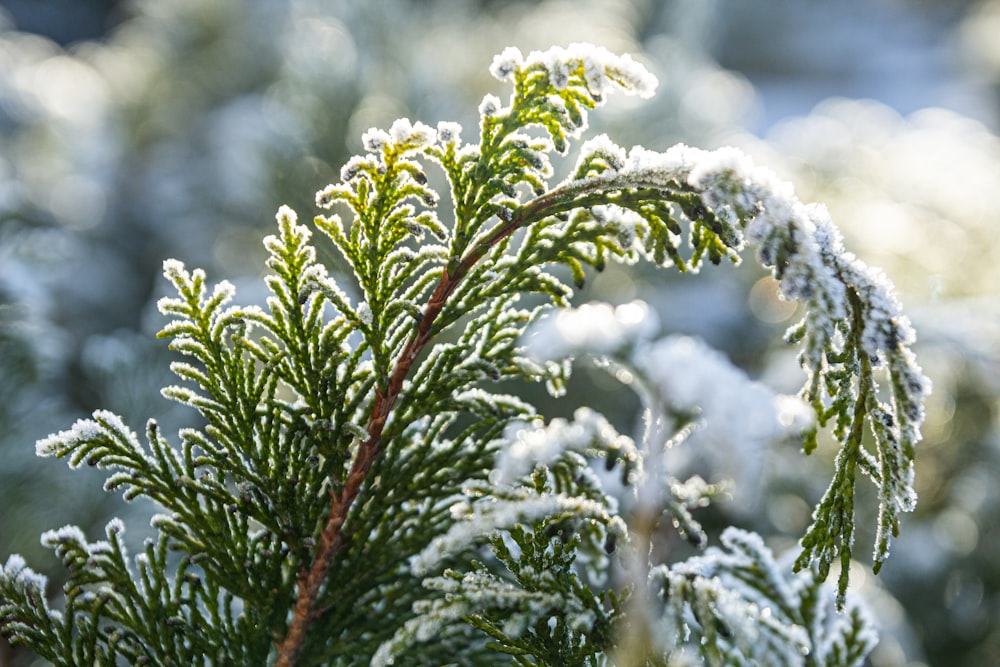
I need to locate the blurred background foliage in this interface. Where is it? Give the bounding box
[1,0,998,665]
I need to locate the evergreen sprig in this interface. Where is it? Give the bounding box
[649,527,877,667]
[1,43,927,665]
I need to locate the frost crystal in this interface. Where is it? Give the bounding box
[35,418,103,457]
[411,492,613,577]
[494,407,636,484]
[106,517,125,536]
[436,121,462,146]
[490,46,523,82]
[523,43,657,99]
[373,564,594,667]
[357,300,373,326]
[1,555,48,592]
[571,142,928,447]
[611,144,852,320]
[161,258,187,281]
[362,127,391,153]
[388,118,436,153]
[478,94,502,118]
[339,155,371,182]
[40,525,87,548]
[276,203,297,226]
[577,134,628,172]
[643,526,878,666]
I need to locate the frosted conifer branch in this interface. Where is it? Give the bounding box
[0,556,67,662]
[493,407,639,485]
[521,136,928,601]
[645,528,877,667]
[373,566,605,667]
[491,44,656,100]
[411,490,622,577]
[526,302,814,508]
[2,44,914,666]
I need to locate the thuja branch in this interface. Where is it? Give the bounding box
[275,273,447,667]
[0,44,926,667]
[275,172,622,666]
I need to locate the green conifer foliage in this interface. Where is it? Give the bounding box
[1,45,927,666]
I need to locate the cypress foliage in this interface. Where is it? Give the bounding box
[1,44,927,666]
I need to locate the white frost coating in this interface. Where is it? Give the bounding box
[40,524,87,548]
[588,204,649,258]
[570,141,928,456]
[388,118,436,151]
[86,540,112,557]
[275,203,297,226]
[490,46,523,81]
[1,555,48,592]
[235,304,267,320]
[494,407,637,484]
[161,258,187,282]
[585,143,849,322]
[689,528,796,612]
[578,134,627,171]
[35,417,103,457]
[374,571,544,666]
[525,300,658,362]
[542,47,570,89]
[295,260,326,294]
[657,571,810,663]
[338,155,373,182]
[478,93,502,117]
[361,119,436,156]
[375,563,602,666]
[515,43,657,99]
[835,251,917,363]
[361,127,391,153]
[210,280,236,307]
[435,121,462,146]
[35,410,141,466]
[105,517,125,537]
[1,554,27,576]
[356,301,373,326]
[98,410,132,441]
[411,492,615,577]
[657,526,878,665]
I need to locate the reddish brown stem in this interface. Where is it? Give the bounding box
[274,180,596,666]
[273,271,458,666]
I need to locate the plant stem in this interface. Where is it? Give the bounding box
[274,271,454,667]
[273,177,608,665]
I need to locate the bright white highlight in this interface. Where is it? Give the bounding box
[526,300,658,361]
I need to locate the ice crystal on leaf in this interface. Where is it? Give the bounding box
[34,417,104,458]
[493,407,639,485]
[1,44,923,667]
[646,528,877,667]
[507,43,657,100]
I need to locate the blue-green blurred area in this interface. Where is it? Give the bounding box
[1,1,998,665]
